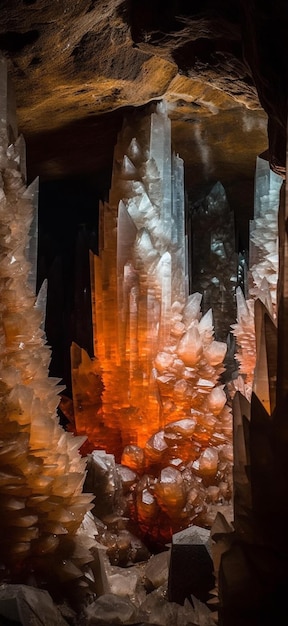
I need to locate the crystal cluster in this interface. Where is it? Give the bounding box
[230,288,256,399]
[230,156,282,399]
[119,407,233,545]
[189,182,237,341]
[212,153,287,626]
[249,155,282,312]
[71,101,233,543]
[0,58,94,588]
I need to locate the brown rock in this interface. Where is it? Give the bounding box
[0,0,286,179]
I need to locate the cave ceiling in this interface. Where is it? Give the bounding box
[0,0,286,183]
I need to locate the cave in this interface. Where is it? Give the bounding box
[0,1,287,625]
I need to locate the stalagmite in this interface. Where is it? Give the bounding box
[189,181,238,341]
[0,57,94,589]
[71,101,233,543]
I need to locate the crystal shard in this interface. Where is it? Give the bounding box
[24,177,39,294]
[168,525,214,606]
[215,148,288,626]
[189,181,237,340]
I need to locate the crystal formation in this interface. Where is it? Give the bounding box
[71,101,233,544]
[0,584,68,626]
[214,150,288,625]
[0,57,94,589]
[249,155,282,312]
[168,525,214,605]
[231,155,282,400]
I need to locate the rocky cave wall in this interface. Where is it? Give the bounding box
[0,0,286,181]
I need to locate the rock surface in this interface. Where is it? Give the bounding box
[0,0,286,178]
[0,584,69,626]
[0,0,258,133]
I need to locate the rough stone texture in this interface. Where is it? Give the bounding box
[0,0,258,133]
[241,0,288,176]
[0,0,286,179]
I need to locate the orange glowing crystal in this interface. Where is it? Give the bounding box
[71,101,233,541]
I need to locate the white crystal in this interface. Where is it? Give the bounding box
[207,386,227,414]
[145,550,170,589]
[178,327,203,366]
[85,593,137,624]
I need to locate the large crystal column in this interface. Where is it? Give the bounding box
[69,101,234,545]
[73,104,178,451]
[0,56,93,587]
[72,102,231,478]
